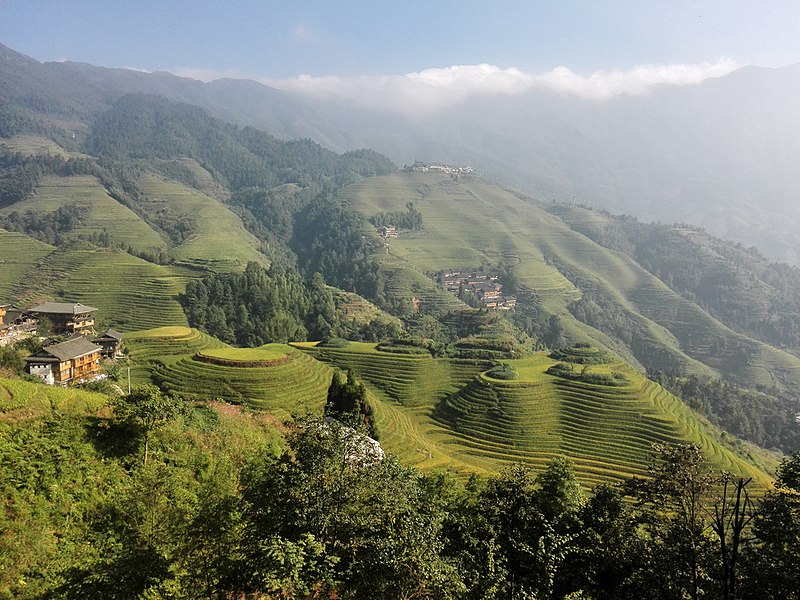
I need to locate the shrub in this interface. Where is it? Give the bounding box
[318,337,350,348]
[487,363,519,380]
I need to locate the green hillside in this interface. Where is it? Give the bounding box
[4,247,191,331]
[0,228,54,298]
[0,174,167,252]
[340,171,800,395]
[136,174,266,271]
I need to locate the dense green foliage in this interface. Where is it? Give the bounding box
[85,94,395,192]
[292,194,387,301]
[0,153,97,207]
[0,202,88,245]
[3,373,796,600]
[324,370,378,439]
[546,362,631,386]
[486,363,519,380]
[550,343,610,364]
[182,262,339,345]
[369,200,424,230]
[650,371,800,453]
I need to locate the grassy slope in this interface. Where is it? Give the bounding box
[0,228,54,299]
[0,168,269,329]
[0,134,89,158]
[297,341,773,487]
[546,203,800,390]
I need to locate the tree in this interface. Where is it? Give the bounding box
[0,346,24,374]
[572,484,647,600]
[36,316,54,337]
[237,418,459,598]
[742,452,800,599]
[626,444,715,600]
[708,475,754,600]
[114,384,182,466]
[324,370,377,439]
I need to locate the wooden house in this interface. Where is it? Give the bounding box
[0,304,37,346]
[28,302,97,335]
[25,336,102,385]
[92,328,123,358]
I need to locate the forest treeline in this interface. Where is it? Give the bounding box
[85,94,396,193]
[2,384,798,600]
[182,262,396,346]
[182,262,340,346]
[369,201,424,230]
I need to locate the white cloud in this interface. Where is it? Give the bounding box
[169,59,740,115]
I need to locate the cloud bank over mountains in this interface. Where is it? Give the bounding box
[175,59,740,115]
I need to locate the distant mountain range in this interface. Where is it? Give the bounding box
[3,42,798,262]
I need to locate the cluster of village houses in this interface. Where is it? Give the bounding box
[441,270,517,310]
[0,302,122,386]
[404,161,475,175]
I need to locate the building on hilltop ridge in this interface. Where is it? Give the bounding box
[25,336,102,385]
[27,302,97,335]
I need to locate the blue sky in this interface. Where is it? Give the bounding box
[2,0,799,78]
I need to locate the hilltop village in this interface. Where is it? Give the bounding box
[0,301,122,385]
[440,270,517,310]
[404,161,475,175]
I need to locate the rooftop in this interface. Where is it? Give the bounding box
[28,302,98,315]
[27,336,102,362]
[95,328,123,341]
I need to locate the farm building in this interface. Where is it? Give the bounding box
[378,225,398,238]
[27,302,97,335]
[25,336,102,385]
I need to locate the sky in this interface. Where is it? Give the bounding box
[2,0,799,110]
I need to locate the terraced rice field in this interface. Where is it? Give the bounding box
[9,248,190,331]
[124,326,229,384]
[137,175,266,271]
[0,175,167,253]
[152,348,332,417]
[547,203,800,392]
[437,354,770,486]
[341,173,578,298]
[296,341,484,407]
[297,341,770,486]
[127,328,331,417]
[0,229,54,299]
[0,135,87,158]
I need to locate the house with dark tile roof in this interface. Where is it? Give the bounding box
[27,302,97,335]
[92,328,123,358]
[25,336,102,385]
